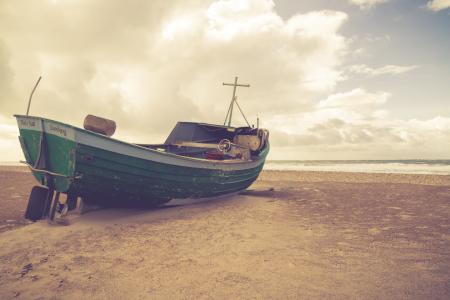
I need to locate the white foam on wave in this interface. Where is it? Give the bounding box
[264,161,450,175]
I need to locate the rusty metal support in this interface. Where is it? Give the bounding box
[42,188,55,220]
[49,192,60,221]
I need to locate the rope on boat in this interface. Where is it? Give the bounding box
[34,133,44,169]
[223,96,251,127]
[20,161,72,179]
[234,98,250,127]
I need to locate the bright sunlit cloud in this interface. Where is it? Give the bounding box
[0,0,449,160]
[347,64,420,77]
[424,0,450,12]
[266,87,450,159]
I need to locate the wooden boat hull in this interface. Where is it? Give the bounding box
[15,115,269,207]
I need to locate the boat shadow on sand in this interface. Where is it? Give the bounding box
[45,193,271,229]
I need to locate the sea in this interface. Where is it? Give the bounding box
[264,160,450,175]
[1,160,450,175]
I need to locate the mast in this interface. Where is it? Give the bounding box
[223,77,249,127]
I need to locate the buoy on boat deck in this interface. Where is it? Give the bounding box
[83,114,116,137]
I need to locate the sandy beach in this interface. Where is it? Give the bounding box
[0,167,449,299]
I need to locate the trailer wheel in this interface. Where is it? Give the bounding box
[24,186,53,221]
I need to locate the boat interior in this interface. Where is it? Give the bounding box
[135,122,269,161]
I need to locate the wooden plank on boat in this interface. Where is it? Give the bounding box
[172,141,219,149]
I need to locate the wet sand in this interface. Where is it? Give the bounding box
[0,167,449,299]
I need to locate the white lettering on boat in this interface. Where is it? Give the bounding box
[50,124,67,137]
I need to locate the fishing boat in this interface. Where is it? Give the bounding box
[16,77,270,220]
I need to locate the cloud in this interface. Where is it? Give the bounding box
[266,88,450,159]
[349,0,392,10]
[1,0,448,161]
[0,39,16,108]
[318,88,389,114]
[0,116,21,161]
[423,0,450,12]
[364,34,391,44]
[0,0,352,160]
[347,64,419,77]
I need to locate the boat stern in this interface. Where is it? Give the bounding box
[15,115,77,193]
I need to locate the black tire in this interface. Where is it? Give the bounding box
[24,186,53,221]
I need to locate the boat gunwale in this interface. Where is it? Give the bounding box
[14,114,270,165]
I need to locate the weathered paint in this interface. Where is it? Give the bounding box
[15,115,269,206]
[18,123,76,192]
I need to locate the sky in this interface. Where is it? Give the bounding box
[0,0,449,161]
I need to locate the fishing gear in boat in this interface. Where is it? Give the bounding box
[83,114,116,137]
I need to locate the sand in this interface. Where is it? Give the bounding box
[0,167,449,299]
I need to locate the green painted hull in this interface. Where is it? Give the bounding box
[15,115,269,207]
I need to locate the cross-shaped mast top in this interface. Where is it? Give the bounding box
[223,77,250,127]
